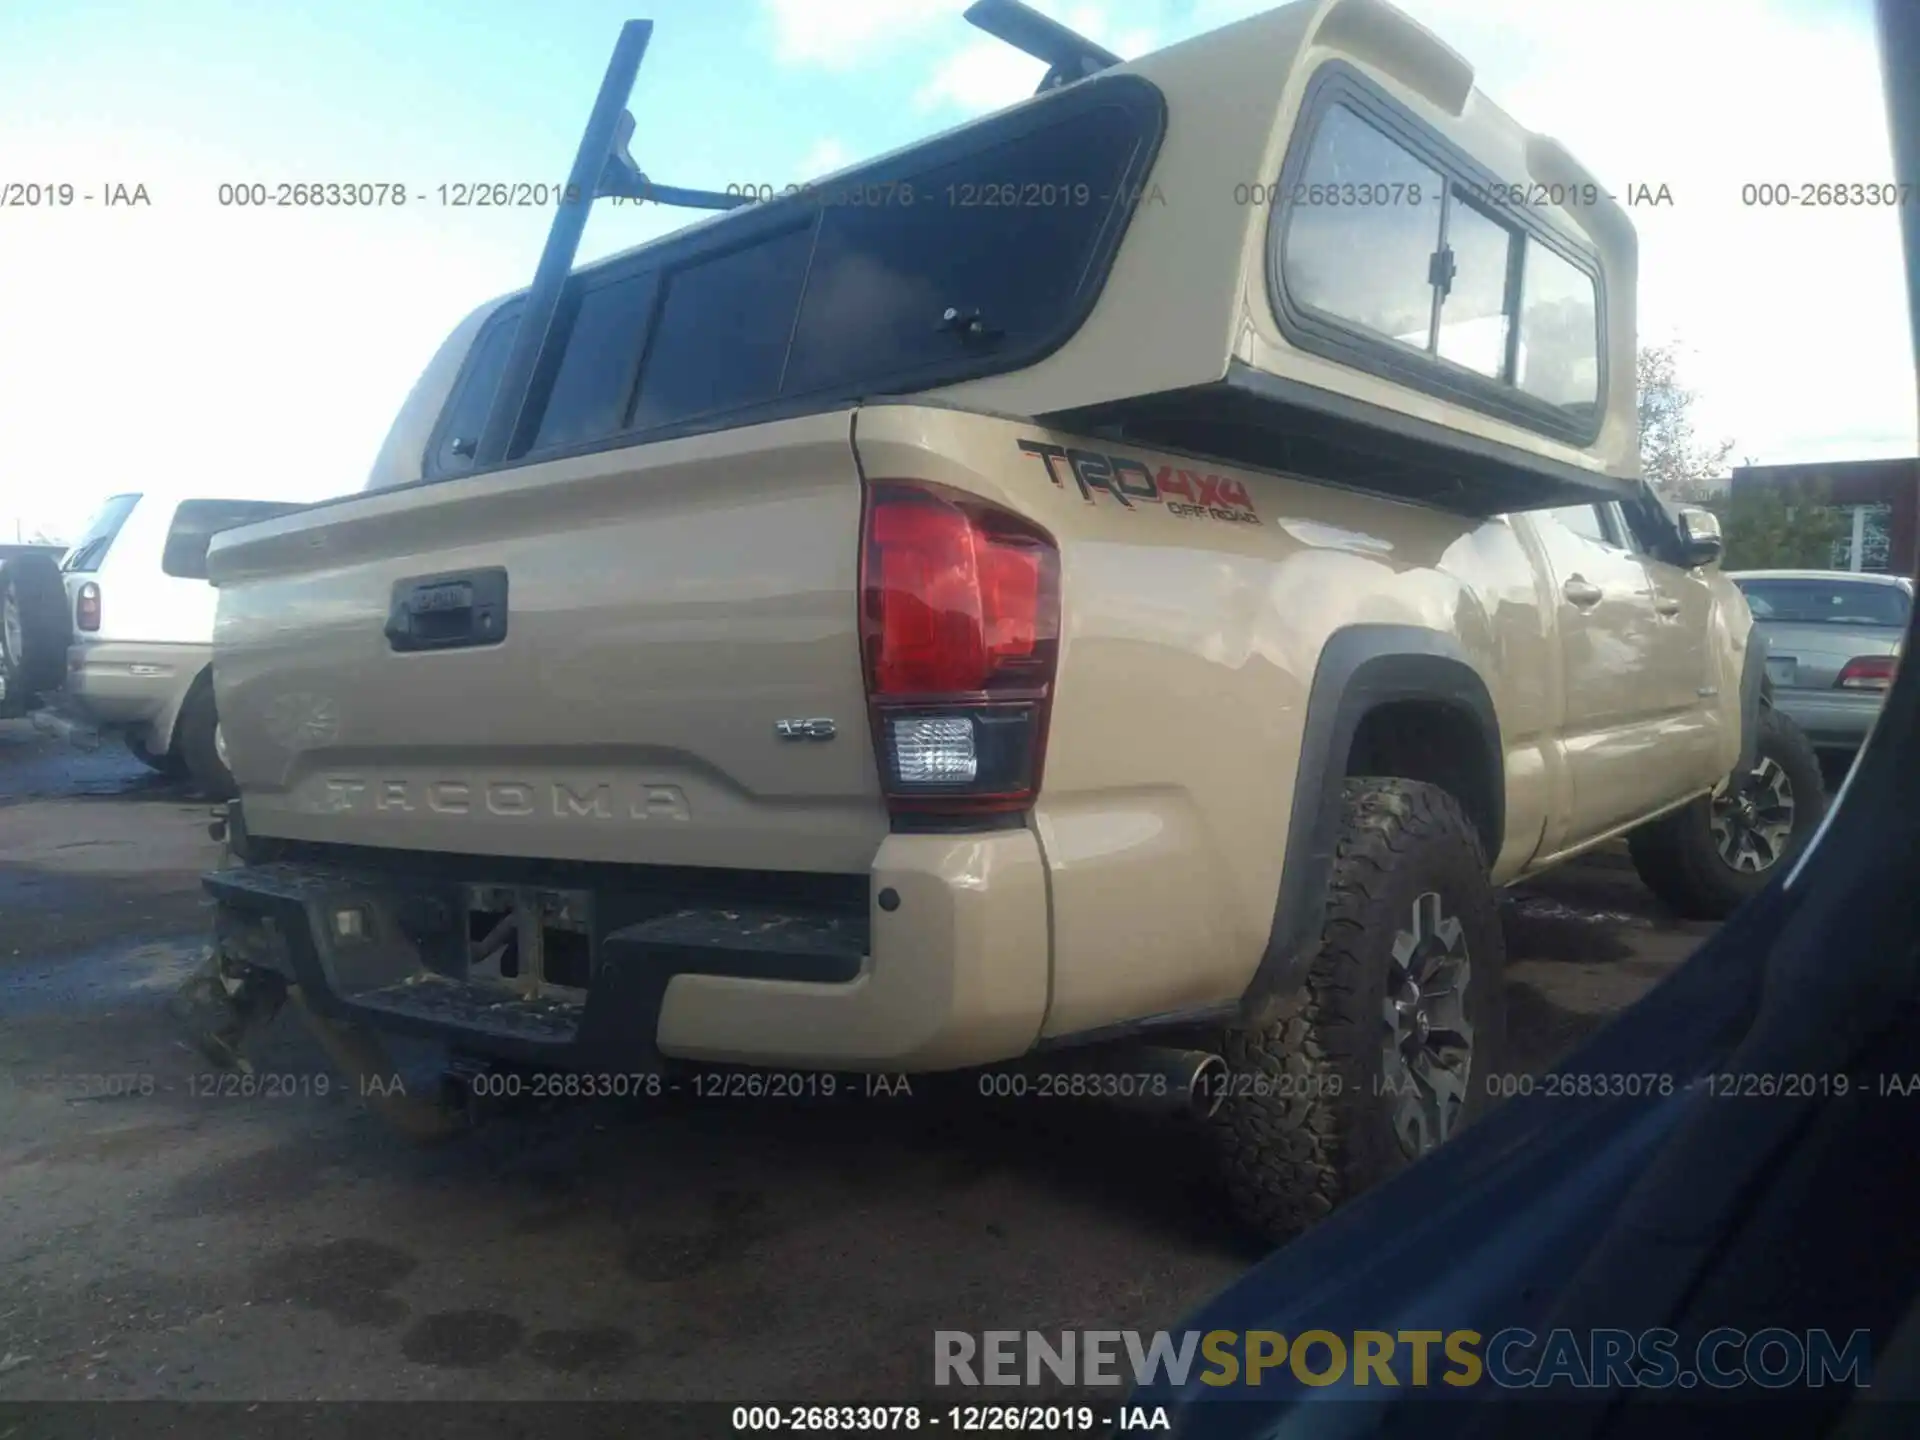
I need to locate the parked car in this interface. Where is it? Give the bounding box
[187,0,1823,1242]
[0,490,301,797]
[1729,568,1910,755]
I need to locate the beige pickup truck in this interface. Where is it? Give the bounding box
[193,0,1822,1240]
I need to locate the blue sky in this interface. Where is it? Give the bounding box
[2,0,1913,542]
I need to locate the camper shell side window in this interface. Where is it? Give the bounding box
[1268,61,1606,448]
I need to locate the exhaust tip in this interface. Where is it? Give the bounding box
[1188,1052,1228,1119]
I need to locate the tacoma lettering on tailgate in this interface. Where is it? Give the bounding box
[315,776,691,823]
[1017,439,1261,525]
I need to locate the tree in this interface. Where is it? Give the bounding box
[1719,481,1847,570]
[1638,342,1736,502]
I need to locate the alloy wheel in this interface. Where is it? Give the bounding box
[1710,756,1795,874]
[1380,890,1475,1158]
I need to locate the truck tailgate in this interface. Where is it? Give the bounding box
[209,411,887,873]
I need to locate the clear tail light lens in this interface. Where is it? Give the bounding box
[860,481,1059,817]
[890,716,979,783]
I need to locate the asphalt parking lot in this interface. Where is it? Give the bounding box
[0,718,1719,1403]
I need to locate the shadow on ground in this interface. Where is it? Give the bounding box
[0,722,218,807]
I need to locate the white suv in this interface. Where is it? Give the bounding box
[5,491,298,796]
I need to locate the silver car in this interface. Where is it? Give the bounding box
[1729,569,1911,753]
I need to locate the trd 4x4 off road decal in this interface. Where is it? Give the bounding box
[1017,440,1260,525]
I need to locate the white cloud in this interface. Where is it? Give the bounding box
[762,0,961,69]
[914,1,1159,115]
[916,40,1047,114]
[797,136,854,179]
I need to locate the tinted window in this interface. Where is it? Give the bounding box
[425,77,1162,469]
[1736,578,1911,627]
[1282,104,1444,349]
[1543,503,1608,544]
[61,494,140,572]
[162,499,305,580]
[531,272,660,453]
[785,102,1159,395]
[1436,197,1514,377]
[1517,242,1600,409]
[627,225,813,433]
[432,308,520,476]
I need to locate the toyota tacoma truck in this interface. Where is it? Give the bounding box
[191,0,1822,1240]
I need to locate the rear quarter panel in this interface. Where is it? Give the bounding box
[853,405,1556,1039]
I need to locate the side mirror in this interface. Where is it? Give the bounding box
[1676,507,1724,568]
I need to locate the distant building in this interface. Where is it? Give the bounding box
[1728,458,1919,577]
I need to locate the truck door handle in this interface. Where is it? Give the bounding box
[1561,576,1603,608]
[385,568,509,652]
[1652,593,1682,617]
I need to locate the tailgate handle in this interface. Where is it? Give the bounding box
[385,568,509,652]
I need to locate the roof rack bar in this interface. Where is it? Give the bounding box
[597,110,753,212]
[963,0,1121,92]
[473,19,653,469]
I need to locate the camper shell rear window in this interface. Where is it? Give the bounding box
[427,73,1167,481]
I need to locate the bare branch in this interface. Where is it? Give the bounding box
[1638,342,1738,502]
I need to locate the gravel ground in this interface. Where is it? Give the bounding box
[0,719,1717,1406]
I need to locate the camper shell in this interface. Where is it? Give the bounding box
[366,0,1636,516]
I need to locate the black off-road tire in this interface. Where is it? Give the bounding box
[1627,705,1827,921]
[1210,778,1506,1244]
[127,729,190,777]
[0,551,72,706]
[175,671,237,800]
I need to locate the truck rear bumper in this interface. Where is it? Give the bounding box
[202,828,1051,1073]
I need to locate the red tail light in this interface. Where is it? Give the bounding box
[860,481,1059,816]
[1835,654,1898,691]
[76,582,101,632]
